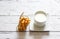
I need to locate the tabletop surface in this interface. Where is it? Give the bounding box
[0,15,60,31]
[0,31,60,39]
[0,0,60,31]
[0,0,60,39]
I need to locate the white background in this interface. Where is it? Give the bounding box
[0,0,60,31]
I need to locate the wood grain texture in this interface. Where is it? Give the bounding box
[0,32,60,39]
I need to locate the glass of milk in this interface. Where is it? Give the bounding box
[34,11,47,27]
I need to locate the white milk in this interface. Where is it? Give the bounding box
[35,14,47,22]
[34,13,47,27]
